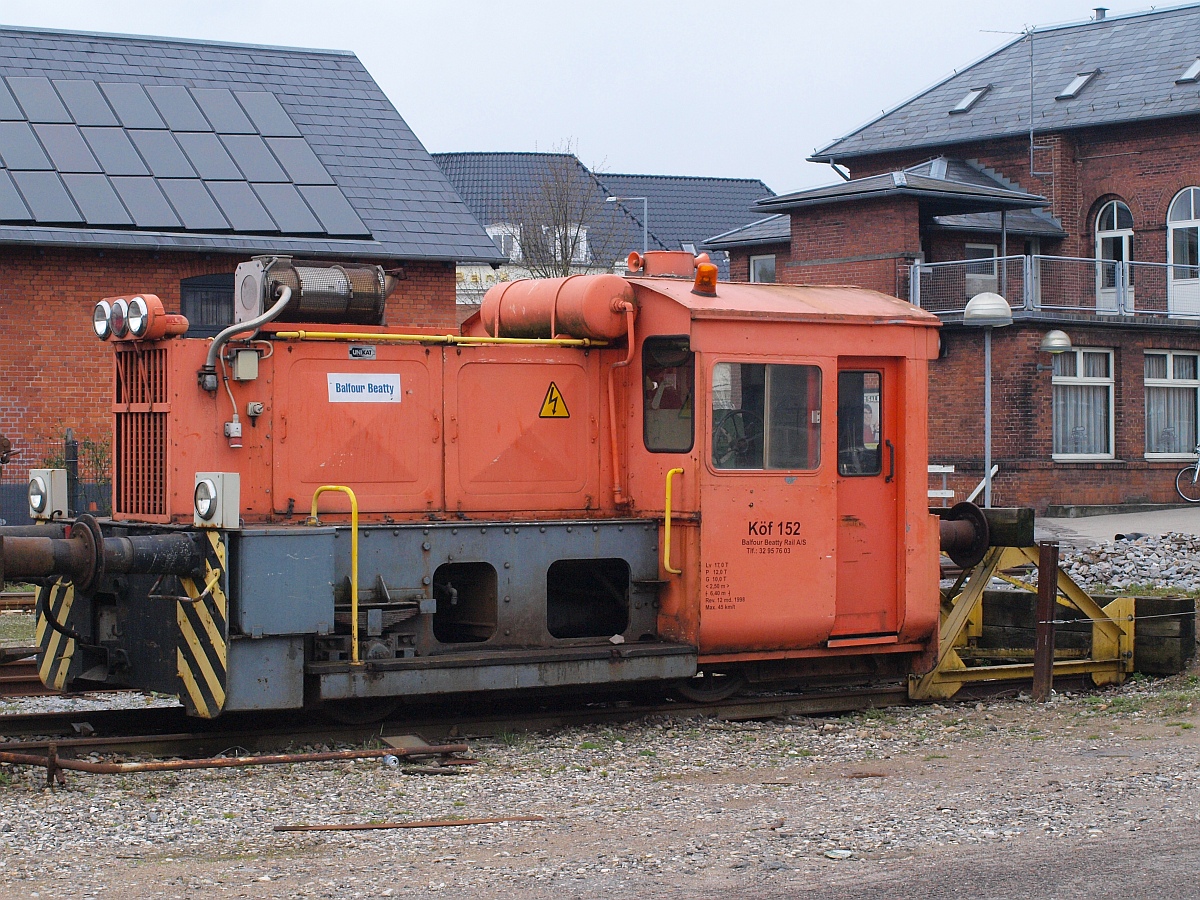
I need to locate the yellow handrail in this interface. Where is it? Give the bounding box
[308,485,362,666]
[664,468,684,576]
[272,330,606,348]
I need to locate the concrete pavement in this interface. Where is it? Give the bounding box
[1036,505,1200,548]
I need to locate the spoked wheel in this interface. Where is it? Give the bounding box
[322,697,401,725]
[675,670,747,703]
[1177,465,1200,503]
[712,411,764,469]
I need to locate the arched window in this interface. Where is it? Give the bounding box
[1168,188,1200,315]
[1095,199,1133,312]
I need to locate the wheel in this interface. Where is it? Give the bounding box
[675,670,747,703]
[1177,465,1200,503]
[712,410,764,468]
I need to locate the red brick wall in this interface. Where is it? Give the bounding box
[726,242,790,282]
[843,114,1200,265]
[0,248,456,475]
[929,324,1200,511]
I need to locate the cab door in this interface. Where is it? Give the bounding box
[832,361,900,638]
[697,359,836,653]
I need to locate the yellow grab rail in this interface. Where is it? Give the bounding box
[664,468,684,576]
[308,485,362,666]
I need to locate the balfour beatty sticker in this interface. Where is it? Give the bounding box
[327,373,401,402]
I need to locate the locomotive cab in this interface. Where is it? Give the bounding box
[2,253,947,717]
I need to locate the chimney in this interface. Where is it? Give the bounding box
[1093,7,1107,20]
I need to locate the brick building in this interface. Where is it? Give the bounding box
[709,5,1200,512]
[0,26,502,519]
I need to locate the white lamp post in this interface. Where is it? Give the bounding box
[963,292,1013,507]
[606,195,648,255]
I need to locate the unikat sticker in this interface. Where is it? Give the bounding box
[539,382,570,418]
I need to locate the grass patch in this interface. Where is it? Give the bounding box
[0,612,35,647]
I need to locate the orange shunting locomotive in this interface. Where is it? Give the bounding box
[3,251,973,718]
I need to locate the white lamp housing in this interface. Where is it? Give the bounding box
[193,472,241,529]
[28,468,68,521]
[963,292,1013,328]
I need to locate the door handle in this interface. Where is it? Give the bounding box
[885,439,895,483]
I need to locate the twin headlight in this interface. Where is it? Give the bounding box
[92,294,189,342]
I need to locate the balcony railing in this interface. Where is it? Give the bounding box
[910,255,1200,319]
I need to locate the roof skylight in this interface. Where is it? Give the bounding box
[949,85,990,115]
[1177,59,1200,84]
[1057,70,1099,100]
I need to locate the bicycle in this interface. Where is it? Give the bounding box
[1176,444,1200,502]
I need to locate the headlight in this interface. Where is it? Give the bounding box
[194,478,217,521]
[127,296,149,337]
[93,300,113,340]
[110,298,129,338]
[28,476,48,514]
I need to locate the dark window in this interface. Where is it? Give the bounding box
[838,370,883,476]
[643,336,695,453]
[180,273,235,337]
[712,362,821,470]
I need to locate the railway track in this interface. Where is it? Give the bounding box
[0,683,911,765]
[0,590,35,611]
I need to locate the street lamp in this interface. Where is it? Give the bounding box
[963,292,1013,508]
[606,195,648,256]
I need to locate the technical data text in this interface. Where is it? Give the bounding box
[703,561,745,612]
[742,519,805,555]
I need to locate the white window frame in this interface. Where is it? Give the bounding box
[1052,347,1115,461]
[749,254,776,283]
[486,223,521,262]
[964,243,998,275]
[1095,199,1134,308]
[1168,188,1200,316]
[1144,350,1200,459]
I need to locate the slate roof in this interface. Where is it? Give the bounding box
[591,172,775,254]
[756,169,1048,215]
[813,4,1200,162]
[704,213,789,250]
[0,25,503,262]
[433,152,648,259]
[705,157,1062,249]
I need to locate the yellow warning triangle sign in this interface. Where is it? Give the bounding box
[539,382,570,418]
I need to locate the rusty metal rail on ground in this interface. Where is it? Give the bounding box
[0,736,475,787]
[0,591,35,611]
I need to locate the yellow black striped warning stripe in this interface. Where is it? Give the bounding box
[176,530,228,719]
[35,580,77,691]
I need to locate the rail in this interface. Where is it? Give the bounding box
[308,485,362,666]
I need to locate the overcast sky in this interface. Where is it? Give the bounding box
[0,0,1163,193]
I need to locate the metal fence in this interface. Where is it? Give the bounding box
[911,255,1192,318]
[0,430,111,526]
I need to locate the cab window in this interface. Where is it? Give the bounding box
[643,337,695,453]
[711,362,821,470]
[838,370,882,476]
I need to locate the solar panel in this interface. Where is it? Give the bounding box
[0,170,31,220]
[0,80,21,121]
[207,180,278,232]
[265,138,334,185]
[175,132,242,180]
[11,170,84,223]
[110,176,181,228]
[234,91,300,137]
[191,89,254,134]
[81,127,149,176]
[146,85,211,132]
[33,125,101,174]
[6,76,71,124]
[62,173,133,226]
[252,182,321,233]
[221,134,286,182]
[160,179,229,231]
[53,80,119,127]
[99,83,166,129]
[128,130,196,178]
[298,185,369,236]
[0,121,52,170]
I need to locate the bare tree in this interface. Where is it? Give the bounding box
[499,145,629,278]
